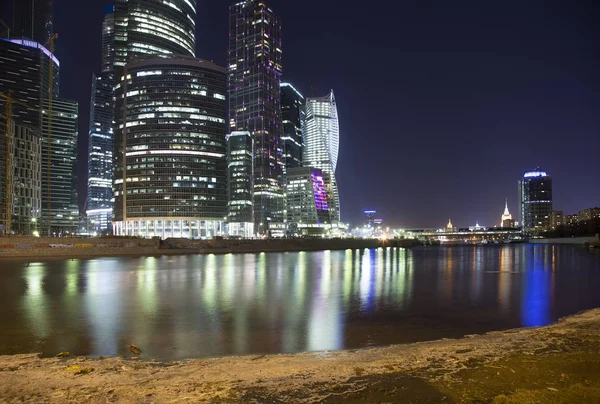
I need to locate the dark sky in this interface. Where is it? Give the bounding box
[3,0,599,228]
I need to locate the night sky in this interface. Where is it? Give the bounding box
[3,0,599,228]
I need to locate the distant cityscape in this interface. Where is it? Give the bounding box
[0,1,598,240]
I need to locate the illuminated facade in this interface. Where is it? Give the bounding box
[227,131,254,237]
[280,83,304,174]
[518,169,553,233]
[302,91,340,222]
[41,99,79,236]
[228,0,284,234]
[87,7,116,235]
[113,0,196,67]
[500,199,514,227]
[12,0,53,45]
[113,56,227,238]
[285,167,331,235]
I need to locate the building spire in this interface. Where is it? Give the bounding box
[504,198,510,215]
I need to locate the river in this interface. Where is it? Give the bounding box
[0,244,599,360]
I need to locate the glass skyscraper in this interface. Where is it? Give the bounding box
[285,167,331,236]
[280,83,304,173]
[302,91,341,222]
[228,0,284,235]
[112,57,228,239]
[41,98,79,236]
[12,0,53,46]
[227,131,254,237]
[87,7,116,235]
[113,0,197,67]
[518,169,553,233]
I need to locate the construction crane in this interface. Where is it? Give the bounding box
[0,91,34,234]
[46,33,58,236]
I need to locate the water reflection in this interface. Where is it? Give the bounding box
[0,245,599,359]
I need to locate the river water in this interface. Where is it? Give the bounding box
[0,245,599,360]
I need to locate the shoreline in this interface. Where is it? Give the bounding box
[1,308,600,402]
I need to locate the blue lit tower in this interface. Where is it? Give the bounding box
[518,169,553,233]
[303,91,340,222]
[228,0,284,235]
[87,6,115,234]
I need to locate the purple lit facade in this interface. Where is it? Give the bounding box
[311,173,329,213]
[228,0,284,234]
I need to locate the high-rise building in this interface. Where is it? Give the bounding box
[285,167,331,235]
[303,91,340,222]
[280,83,304,173]
[500,199,514,227]
[113,0,196,68]
[0,119,42,235]
[518,169,552,233]
[227,131,254,237]
[0,38,59,129]
[577,207,600,223]
[12,0,53,46]
[41,98,79,236]
[228,0,284,234]
[86,73,114,234]
[87,7,116,235]
[113,56,228,239]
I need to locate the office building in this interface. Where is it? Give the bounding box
[303,91,340,222]
[41,98,79,236]
[228,0,284,234]
[518,169,552,233]
[0,38,59,129]
[113,56,227,238]
[280,83,304,173]
[0,118,42,235]
[365,210,376,227]
[12,0,53,45]
[113,0,196,68]
[227,131,254,237]
[87,7,116,235]
[286,167,331,235]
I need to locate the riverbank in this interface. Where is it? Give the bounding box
[0,236,420,258]
[1,308,599,403]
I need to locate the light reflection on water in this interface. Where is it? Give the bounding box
[0,245,599,360]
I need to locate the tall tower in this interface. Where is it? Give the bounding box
[228,0,284,235]
[302,91,341,222]
[87,7,116,235]
[519,169,553,233]
[12,0,53,45]
[113,0,196,68]
[280,83,305,174]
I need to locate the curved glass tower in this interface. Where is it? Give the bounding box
[302,91,340,222]
[518,169,553,233]
[113,56,227,238]
[114,0,197,67]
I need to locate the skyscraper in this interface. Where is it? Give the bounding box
[113,0,196,68]
[303,91,340,222]
[12,0,53,45]
[41,98,79,236]
[87,7,115,235]
[280,83,305,173]
[519,169,553,233]
[111,0,197,235]
[228,0,284,235]
[112,56,228,238]
[227,131,254,237]
[285,167,331,236]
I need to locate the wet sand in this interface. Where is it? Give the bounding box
[1,308,600,403]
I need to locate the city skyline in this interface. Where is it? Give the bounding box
[1,0,598,228]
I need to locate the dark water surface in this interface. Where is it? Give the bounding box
[1,245,599,360]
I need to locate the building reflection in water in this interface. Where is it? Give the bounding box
[9,245,600,359]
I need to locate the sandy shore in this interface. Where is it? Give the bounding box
[1,309,600,403]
